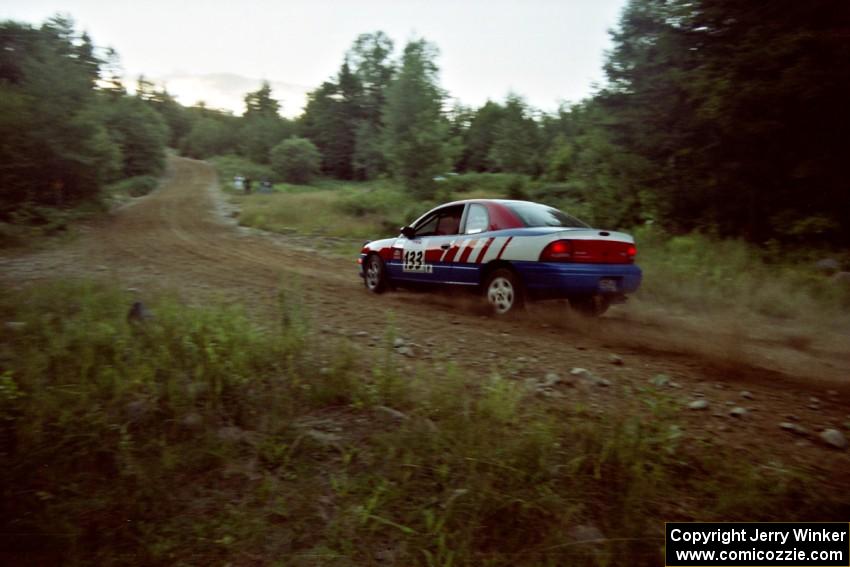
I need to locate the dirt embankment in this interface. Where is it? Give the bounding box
[2,157,849,478]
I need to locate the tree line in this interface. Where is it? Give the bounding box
[0,16,175,214]
[2,1,848,245]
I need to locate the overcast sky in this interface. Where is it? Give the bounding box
[2,0,628,117]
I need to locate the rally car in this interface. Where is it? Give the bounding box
[358,199,642,316]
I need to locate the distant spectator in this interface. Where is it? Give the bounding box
[233,175,244,191]
[261,177,272,193]
[244,176,252,194]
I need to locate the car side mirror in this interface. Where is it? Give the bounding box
[400,226,415,239]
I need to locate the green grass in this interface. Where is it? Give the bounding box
[631,225,850,326]
[0,281,839,565]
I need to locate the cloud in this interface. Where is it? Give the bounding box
[150,72,311,117]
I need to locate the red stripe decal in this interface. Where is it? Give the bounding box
[495,236,513,260]
[475,237,495,263]
[458,239,478,263]
[444,241,462,262]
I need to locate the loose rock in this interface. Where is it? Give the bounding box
[651,374,671,387]
[567,524,605,544]
[608,354,623,366]
[814,258,840,274]
[740,391,754,400]
[688,400,709,410]
[780,422,808,436]
[376,406,408,421]
[543,372,561,387]
[729,407,748,418]
[819,429,848,450]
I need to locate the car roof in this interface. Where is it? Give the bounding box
[435,198,541,208]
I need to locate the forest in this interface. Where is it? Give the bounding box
[1,0,848,247]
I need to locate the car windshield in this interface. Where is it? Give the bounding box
[506,202,589,228]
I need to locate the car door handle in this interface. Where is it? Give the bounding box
[440,244,451,249]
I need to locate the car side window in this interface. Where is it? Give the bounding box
[413,214,439,237]
[465,204,489,234]
[436,208,462,235]
[413,205,464,237]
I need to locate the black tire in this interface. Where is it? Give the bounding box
[363,254,388,294]
[484,268,524,315]
[570,295,611,317]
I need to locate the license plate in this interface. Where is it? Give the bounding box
[599,278,618,293]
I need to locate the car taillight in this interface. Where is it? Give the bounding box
[540,240,574,261]
[539,240,636,264]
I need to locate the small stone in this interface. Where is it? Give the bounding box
[567,524,605,544]
[396,346,414,357]
[3,321,26,331]
[305,429,342,447]
[669,381,682,389]
[729,407,748,418]
[740,391,754,400]
[596,378,611,387]
[827,390,838,397]
[376,406,408,421]
[780,422,798,432]
[355,331,369,337]
[651,374,670,387]
[181,412,203,430]
[543,372,561,387]
[814,258,840,274]
[693,392,705,397]
[217,426,244,443]
[689,400,709,410]
[127,301,154,323]
[786,414,800,421]
[393,338,406,348]
[608,354,623,366]
[819,429,848,450]
[809,396,820,404]
[570,368,594,380]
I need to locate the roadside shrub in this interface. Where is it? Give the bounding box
[270,137,321,184]
[107,175,159,198]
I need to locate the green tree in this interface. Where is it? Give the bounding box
[180,112,239,159]
[383,39,447,198]
[101,95,169,177]
[270,137,321,184]
[299,63,363,178]
[486,94,540,175]
[0,17,122,210]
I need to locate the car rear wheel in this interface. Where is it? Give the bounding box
[484,268,524,315]
[364,254,388,294]
[570,295,611,317]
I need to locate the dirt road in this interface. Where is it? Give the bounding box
[2,157,849,479]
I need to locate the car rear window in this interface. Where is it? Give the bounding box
[505,202,589,228]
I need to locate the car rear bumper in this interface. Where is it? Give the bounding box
[512,261,642,298]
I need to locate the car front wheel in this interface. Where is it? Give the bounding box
[484,268,524,315]
[364,254,388,294]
